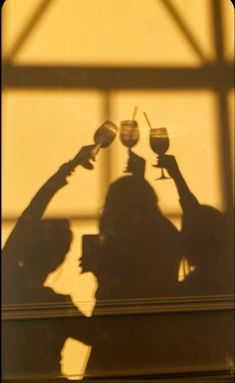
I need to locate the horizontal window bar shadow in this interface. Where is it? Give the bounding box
[2,214,98,223]
[2,63,234,90]
[2,212,183,223]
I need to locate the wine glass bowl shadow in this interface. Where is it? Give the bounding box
[93,121,118,150]
[149,127,170,180]
[119,120,140,173]
[119,120,139,149]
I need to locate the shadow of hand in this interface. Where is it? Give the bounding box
[125,151,145,177]
[157,155,179,178]
[73,145,97,170]
[51,145,97,187]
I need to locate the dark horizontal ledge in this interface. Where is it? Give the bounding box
[2,367,233,382]
[2,62,234,90]
[2,294,234,320]
[76,367,235,381]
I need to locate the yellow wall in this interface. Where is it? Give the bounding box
[2,0,234,379]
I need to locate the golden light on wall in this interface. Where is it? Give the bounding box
[2,0,234,380]
[3,0,216,66]
[2,90,104,217]
[111,90,223,213]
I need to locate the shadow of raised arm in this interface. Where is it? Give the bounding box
[20,144,96,221]
[157,154,199,212]
[2,145,94,301]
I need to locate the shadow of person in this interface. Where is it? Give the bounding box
[180,204,234,295]
[2,145,97,380]
[92,175,180,300]
[2,144,97,306]
[2,219,72,304]
[76,152,183,376]
[2,218,81,379]
[77,152,233,378]
[157,154,234,296]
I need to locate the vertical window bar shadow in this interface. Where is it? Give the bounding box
[211,0,233,212]
[2,3,9,192]
[2,0,9,59]
[99,89,113,203]
[215,90,233,212]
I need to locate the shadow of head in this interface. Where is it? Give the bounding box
[99,175,160,241]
